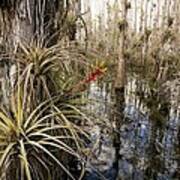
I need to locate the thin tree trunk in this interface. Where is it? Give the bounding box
[161,0,168,29]
[143,0,150,71]
[154,0,160,28]
[149,1,154,29]
[114,0,127,160]
[139,0,145,33]
[134,0,137,33]
[144,0,149,30]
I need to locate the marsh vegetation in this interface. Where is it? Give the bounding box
[0,0,179,180]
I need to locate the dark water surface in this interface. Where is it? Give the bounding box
[84,77,179,180]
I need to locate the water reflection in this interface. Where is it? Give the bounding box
[84,76,179,180]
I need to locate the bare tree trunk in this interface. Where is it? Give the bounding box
[0,0,35,108]
[0,0,67,107]
[143,0,150,71]
[139,0,145,33]
[149,1,154,29]
[133,0,138,33]
[161,0,168,29]
[144,0,149,30]
[154,0,160,28]
[114,0,127,160]
[173,0,180,32]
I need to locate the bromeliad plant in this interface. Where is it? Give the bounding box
[14,42,89,105]
[0,83,90,180]
[0,41,102,180]
[0,38,107,179]
[12,41,106,105]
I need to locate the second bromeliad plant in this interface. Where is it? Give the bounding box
[0,41,104,180]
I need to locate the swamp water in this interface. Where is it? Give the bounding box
[84,75,179,180]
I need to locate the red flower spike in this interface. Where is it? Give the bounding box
[84,68,104,83]
[70,68,105,94]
